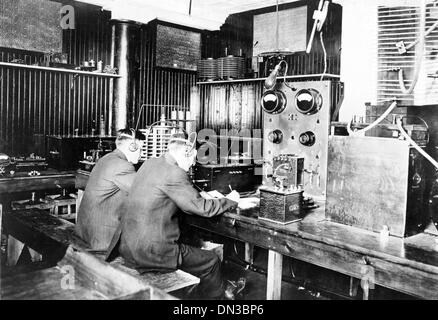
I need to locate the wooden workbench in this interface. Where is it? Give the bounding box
[182,204,438,300]
[75,169,438,300]
[0,170,76,194]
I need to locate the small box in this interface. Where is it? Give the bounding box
[259,187,303,224]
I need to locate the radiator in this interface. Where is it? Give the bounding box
[377,1,438,106]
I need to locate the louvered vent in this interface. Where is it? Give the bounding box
[378,1,438,106]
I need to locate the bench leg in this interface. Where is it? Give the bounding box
[7,235,25,266]
[349,277,359,297]
[267,250,283,300]
[244,243,254,264]
[362,280,370,300]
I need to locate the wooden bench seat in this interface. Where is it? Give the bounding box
[2,209,199,296]
[2,246,174,300]
[109,256,199,293]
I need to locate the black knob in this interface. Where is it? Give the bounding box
[268,130,283,144]
[261,90,287,114]
[299,131,316,146]
[295,89,323,115]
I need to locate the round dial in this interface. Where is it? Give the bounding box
[295,89,323,115]
[261,90,287,114]
[299,131,316,146]
[268,130,283,144]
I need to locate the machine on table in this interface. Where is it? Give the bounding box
[0,153,48,177]
[11,189,77,221]
[46,135,116,170]
[191,163,262,195]
[259,79,342,224]
[327,119,431,237]
[191,132,264,195]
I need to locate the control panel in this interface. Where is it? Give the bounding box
[262,80,333,199]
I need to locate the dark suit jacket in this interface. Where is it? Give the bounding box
[76,149,136,251]
[117,153,237,272]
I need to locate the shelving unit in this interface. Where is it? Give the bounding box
[196,73,340,85]
[0,62,121,78]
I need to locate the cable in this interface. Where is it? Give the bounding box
[347,100,398,136]
[399,19,438,54]
[278,59,297,91]
[397,2,427,94]
[396,117,438,169]
[263,160,273,181]
[400,115,430,144]
[320,31,327,81]
[279,60,288,82]
[398,57,423,95]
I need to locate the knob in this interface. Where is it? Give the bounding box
[295,89,323,115]
[299,131,316,146]
[261,90,287,114]
[412,173,422,187]
[268,130,283,144]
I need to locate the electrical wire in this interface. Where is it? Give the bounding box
[278,59,296,91]
[320,31,327,81]
[347,100,398,136]
[262,160,273,181]
[396,117,438,169]
[397,2,427,94]
[280,60,288,82]
[399,19,438,54]
[400,115,430,145]
[398,57,423,94]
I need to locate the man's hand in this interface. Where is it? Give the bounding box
[226,190,240,203]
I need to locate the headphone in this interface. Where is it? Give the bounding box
[169,132,197,157]
[119,129,139,152]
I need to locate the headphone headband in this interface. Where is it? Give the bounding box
[169,132,197,148]
[119,128,136,140]
[119,129,138,152]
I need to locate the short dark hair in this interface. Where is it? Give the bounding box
[116,128,145,143]
[116,128,146,146]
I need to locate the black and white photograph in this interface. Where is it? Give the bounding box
[0,0,437,310]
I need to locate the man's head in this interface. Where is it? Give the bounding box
[116,128,145,164]
[167,132,197,172]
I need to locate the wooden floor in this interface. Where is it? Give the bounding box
[1,267,109,300]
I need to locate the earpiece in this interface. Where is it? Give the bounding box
[128,129,138,152]
[119,129,138,152]
[169,132,197,157]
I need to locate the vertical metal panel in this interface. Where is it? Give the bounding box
[132,26,197,129]
[1,5,200,154]
[199,82,263,132]
[0,50,114,155]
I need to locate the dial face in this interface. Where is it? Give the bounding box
[261,90,287,114]
[295,89,323,115]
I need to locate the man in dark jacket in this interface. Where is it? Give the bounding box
[117,133,239,299]
[76,128,145,251]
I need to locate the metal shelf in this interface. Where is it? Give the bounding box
[196,73,340,85]
[0,62,121,78]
